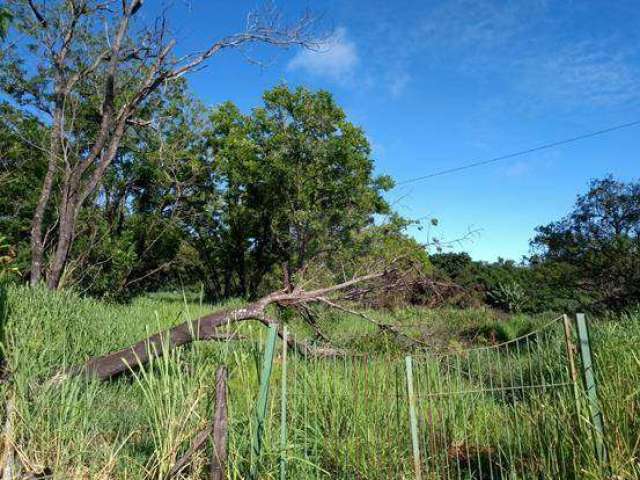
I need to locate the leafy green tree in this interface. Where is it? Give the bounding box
[63,84,211,297]
[531,176,640,311]
[1,0,315,289]
[196,86,394,298]
[430,252,473,280]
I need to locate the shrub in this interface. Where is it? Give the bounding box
[488,281,527,313]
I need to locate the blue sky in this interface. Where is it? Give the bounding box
[155,0,640,261]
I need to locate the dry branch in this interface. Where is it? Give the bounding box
[166,425,213,479]
[317,297,430,347]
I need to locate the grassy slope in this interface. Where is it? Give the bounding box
[1,285,638,479]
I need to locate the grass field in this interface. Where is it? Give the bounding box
[1,285,639,479]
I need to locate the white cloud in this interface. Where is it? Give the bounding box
[517,41,640,108]
[409,1,640,109]
[286,2,640,105]
[420,0,540,52]
[288,28,358,83]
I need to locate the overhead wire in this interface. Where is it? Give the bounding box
[395,119,640,186]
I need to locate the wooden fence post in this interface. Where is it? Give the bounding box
[250,324,278,478]
[1,393,16,480]
[404,356,423,480]
[575,313,607,466]
[167,365,228,480]
[279,327,288,480]
[210,366,228,480]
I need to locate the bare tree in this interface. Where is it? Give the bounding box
[4,0,317,288]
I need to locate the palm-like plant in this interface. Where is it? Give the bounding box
[489,281,527,313]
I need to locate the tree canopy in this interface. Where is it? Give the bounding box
[531,176,640,310]
[1,80,421,299]
[0,0,316,290]
[195,86,393,298]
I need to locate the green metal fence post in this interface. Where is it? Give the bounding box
[250,324,279,478]
[404,356,423,480]
[575,313,607,466]
[279,327,288,480]
[562,314,582,426]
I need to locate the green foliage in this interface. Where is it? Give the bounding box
[431,176,640,314]
[0,81,409,299]
[0,7,11,41]
[0,104,48,276]
[473,315,536,343]
[190,85,394,298]
[488,281,527,313]
[430,254,535,311]
[0,235,19,280]
[2,286,639,478]
[430,252,473,279]
[354,214,430,269]
[531,176,640,311]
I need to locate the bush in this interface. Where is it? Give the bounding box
[488,281,527,313]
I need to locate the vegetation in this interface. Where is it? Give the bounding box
[0,71,413,300]
[531,176,640,311]
[1,1,637,314]
[0,236,18,280]
[0,0,317,291]
[0,285,637,478]
[430,177,640,314]
[0,2,638,479]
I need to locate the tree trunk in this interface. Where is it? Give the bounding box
[47,120,127,290]
[30,104,62,286]
[72,301,268,380]
[47,193,77,290]
[63,272,383,382]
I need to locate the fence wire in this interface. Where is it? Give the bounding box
[230,315,601,479]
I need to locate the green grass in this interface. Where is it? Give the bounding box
[1,284,638,479]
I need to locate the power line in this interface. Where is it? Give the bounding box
[396,119,640,186]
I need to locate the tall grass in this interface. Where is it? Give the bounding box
[1,285,638,479]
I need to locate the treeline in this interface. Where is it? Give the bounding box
[0,1,638,313]
[431,177,640,313]
[0,1,431,301]
[1,84,430,299]
[1,80,638,311]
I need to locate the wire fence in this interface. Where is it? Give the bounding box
[228,314,606,479]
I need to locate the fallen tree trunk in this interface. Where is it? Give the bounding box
[68,272,385,381]
[72,305,263,380]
